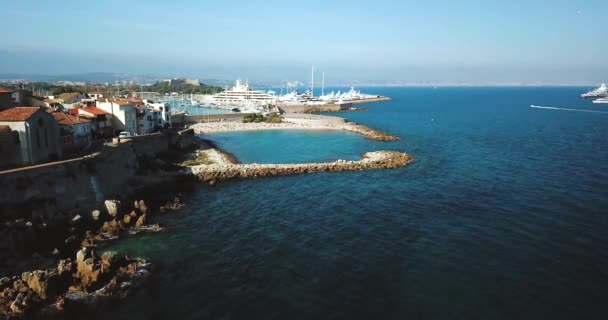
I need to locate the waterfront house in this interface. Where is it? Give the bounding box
[70,106,113,138]
[0,88,14,110]
[96,99,137,135]
[134,106,163,135]
[0,107,62,165]
[52,112,92,153]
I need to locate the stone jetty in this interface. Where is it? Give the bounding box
[187,150,413,183]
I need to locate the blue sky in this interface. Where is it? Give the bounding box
[1,0,607,84]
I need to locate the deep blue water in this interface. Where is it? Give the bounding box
[102,87,608,320]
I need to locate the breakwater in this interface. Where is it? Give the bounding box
[187,151,413,183]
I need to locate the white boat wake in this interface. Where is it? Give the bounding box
[530,105,608,114]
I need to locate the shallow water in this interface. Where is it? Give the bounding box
[101,87,608,320]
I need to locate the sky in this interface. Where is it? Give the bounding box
[1,0,607,84]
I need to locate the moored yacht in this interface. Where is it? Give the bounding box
[592,97,608,104]
[201,80,277,106]
[581,83,608,98]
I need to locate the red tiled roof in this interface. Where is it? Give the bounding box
[0,107,41,121]
[78,107,108,116]
[114,100,131,106]
[0,125,11,133]
[0,88,14,94]
[52,112,90,125]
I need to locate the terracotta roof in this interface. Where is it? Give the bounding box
[114,100,131,106]
[0,107,42,121]
[0,88,14,94]
[0,125,11,133]
[52,112,90,125]
[78,107,108,116]
[44,99,61,104]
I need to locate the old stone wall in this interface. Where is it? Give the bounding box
[0,129,194,220]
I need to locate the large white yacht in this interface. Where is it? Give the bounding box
[581,83,608,98]
[202,80,277,106]
[592,97,608,104]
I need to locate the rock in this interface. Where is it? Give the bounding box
[76,248,87,263]
[0,277,11,289]
[135,214,146,228]
[81,238,93,247]
[129,210,137,218]
[91,210,101,221]
[123,214,131,225]
[138,201,148,215]
[104,200,121,217]
[134,201,140,209]
[22,270,59,299]
[57,259,73,276]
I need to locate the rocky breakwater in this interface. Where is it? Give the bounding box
[342,123,400,141]
[0,251,149,319]
[188,151,413,183]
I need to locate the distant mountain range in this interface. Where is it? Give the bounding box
[0,72,595,88]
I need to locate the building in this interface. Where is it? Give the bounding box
[52,112,92,153]
[70,107,113,138]
[12,91,48,109]
[55,92,87,108]
[134,106,155,135]
[43,99,63,112]
[87,92,105,100]
[96,99,137,135]
[143,99,172,127]
[0,107,62,165]
[0,88,14,110]
[0,125,21,168]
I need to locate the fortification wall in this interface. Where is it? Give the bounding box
[0,129,194,220]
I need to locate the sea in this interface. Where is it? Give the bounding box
[98,87,608,320]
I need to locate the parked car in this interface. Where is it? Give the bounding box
[118,131,132,138]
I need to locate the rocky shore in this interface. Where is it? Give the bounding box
[189,117,400,141]
[0,197,185,319]
[186,150,413,184]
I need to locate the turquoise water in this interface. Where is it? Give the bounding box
[207,130,377,164]
[98,87,608,320]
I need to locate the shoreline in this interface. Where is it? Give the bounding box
[189,116,400,141]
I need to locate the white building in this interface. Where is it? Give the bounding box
[96,100,137,135]
[143,99,172,128]
[0,107,62,165]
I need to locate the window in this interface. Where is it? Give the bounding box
[13,132,20,144]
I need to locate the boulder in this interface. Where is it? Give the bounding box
[91,210,101,221]
[138,201,148,215]
[76,248,87,264]
[104,200,121,217]
[21,270,59,299]
[135,214,146,228]
[122,214,131,225]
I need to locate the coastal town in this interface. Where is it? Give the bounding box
[0,77,409,318]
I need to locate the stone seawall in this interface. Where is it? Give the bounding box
[0,130,195,220]
[189,151,413,183]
